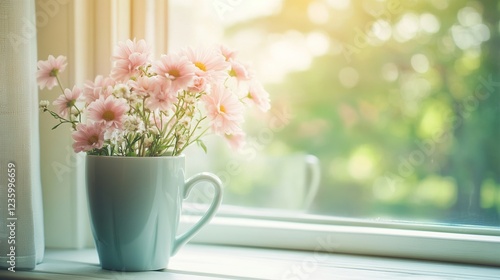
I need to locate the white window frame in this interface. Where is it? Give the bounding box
[180,205,500,266]
[169,0,500,267]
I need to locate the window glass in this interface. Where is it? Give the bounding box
[170,0,500,227]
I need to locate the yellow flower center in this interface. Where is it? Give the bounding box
[87,135,98,145]
[219,105,226,114]
[194,61,207,72]
[102,110,115,121]
[50,68,59,77]
[168,69,180,78]
[66,99,75,108]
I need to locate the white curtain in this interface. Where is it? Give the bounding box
[0,0,45,270]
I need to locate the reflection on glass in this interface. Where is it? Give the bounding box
[171,0,500,227]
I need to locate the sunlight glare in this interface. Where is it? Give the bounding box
[264,31,312,82]
[411,53,430,74]
[348,146,377,181]
[451,23,490,50]
[308,1,330,25]
[306,31,330,56]
[419,13,440,34]
[326,0,350,10]
[394,13,420,42]
[457,6,482,27]
[418,104,446,138]
[371,20,392,41]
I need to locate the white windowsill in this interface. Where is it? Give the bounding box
[1,243,499,280]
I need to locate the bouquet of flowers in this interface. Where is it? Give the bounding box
[37,39,270,156]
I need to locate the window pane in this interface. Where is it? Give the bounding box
[170,0,500,227]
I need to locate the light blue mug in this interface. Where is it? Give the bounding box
[85,155,222,271]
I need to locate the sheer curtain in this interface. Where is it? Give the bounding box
[0,0,44,270]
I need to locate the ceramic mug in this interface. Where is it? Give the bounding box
[265,154,320,210]
[185,153,320,211]
[85,155,222,271]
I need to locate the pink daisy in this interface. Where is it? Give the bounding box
[145,78,177,112]
[83,75,115,104]
[36,55,67,90]
[229,60,251,82]
[152,53,197,91]
[129,76,157,97]
[224,131,246,151]
[181,46,230,81]
[52,86,82,118]
[87,95,129,129]
[111,39,151,82]
[246,80,271,112]
[71,123,105,153]
[112,39,151,61]
[219,45,238,61]
[111,55,148,82]
[202,85,244,135]
[188,76,208,93]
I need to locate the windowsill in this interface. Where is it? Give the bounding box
[1,244,499,279]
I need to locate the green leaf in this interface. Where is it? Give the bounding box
[51,122,64,130]
[197,140,208,154]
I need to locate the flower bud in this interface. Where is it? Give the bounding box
[39,100,50,108]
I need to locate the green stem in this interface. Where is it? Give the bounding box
[55,75,65,94]
[176,119,209,155]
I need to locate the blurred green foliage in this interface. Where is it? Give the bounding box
[210,0,500,226]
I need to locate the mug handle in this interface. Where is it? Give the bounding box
[302,155,320,210]
[172,172,223,256]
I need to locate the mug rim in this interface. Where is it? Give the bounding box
[85,154,185,159]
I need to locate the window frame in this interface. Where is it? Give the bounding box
[170,0,500,267]
[179,205,500,266]
[36,1,500,266]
